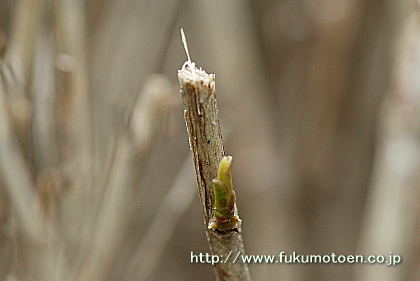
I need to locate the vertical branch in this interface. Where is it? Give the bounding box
[2,0,46,162]
[51,3,93,277]
[178,58,251,280]
[75,132,135,281]
[179,61,222,222]
[0,77,43,241]
[89,0,182,178]
[75,74,173,281]
[0,0,46,241]
[52,0,92,188]
[5,0,45,85]
[123,158,196,281]
[354,8,420,281]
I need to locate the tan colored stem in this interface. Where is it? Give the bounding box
[0,75,43,241]
[178,61,251,281]
[52,0,92,189]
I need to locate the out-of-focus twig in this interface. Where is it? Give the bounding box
[75,74,173,281]
[32,23,58,174]
[75,132,136,281]
[52,0,92,187]
[2,0,46,161]
[90,0,183,179]
[0,76,43,241]
[0,0,46,241]
[5,0,45,86]
[50,2,95,274]
[126,126,233,281]
[123,158,195,281]
[354,11,420,281]
[128,74,176,183]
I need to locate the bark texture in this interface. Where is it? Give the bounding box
[178,61,251,281]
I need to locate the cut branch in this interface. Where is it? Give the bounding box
[178,59,251,280]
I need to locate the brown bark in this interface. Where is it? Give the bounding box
[178,61,251,281]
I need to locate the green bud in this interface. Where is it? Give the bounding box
[208,156,240,231]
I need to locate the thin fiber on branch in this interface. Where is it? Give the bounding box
[178,30,251,281]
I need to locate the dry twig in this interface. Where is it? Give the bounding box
[75,74,173,281]
[178,30,251,281]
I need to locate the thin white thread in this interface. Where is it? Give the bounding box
[180,28,191,62]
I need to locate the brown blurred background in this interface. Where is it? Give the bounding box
[0,0,419,280]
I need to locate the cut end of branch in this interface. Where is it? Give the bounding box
[178,61,215,89]
[178,29,215,90]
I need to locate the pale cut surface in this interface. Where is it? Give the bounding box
[178,60,215,88]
